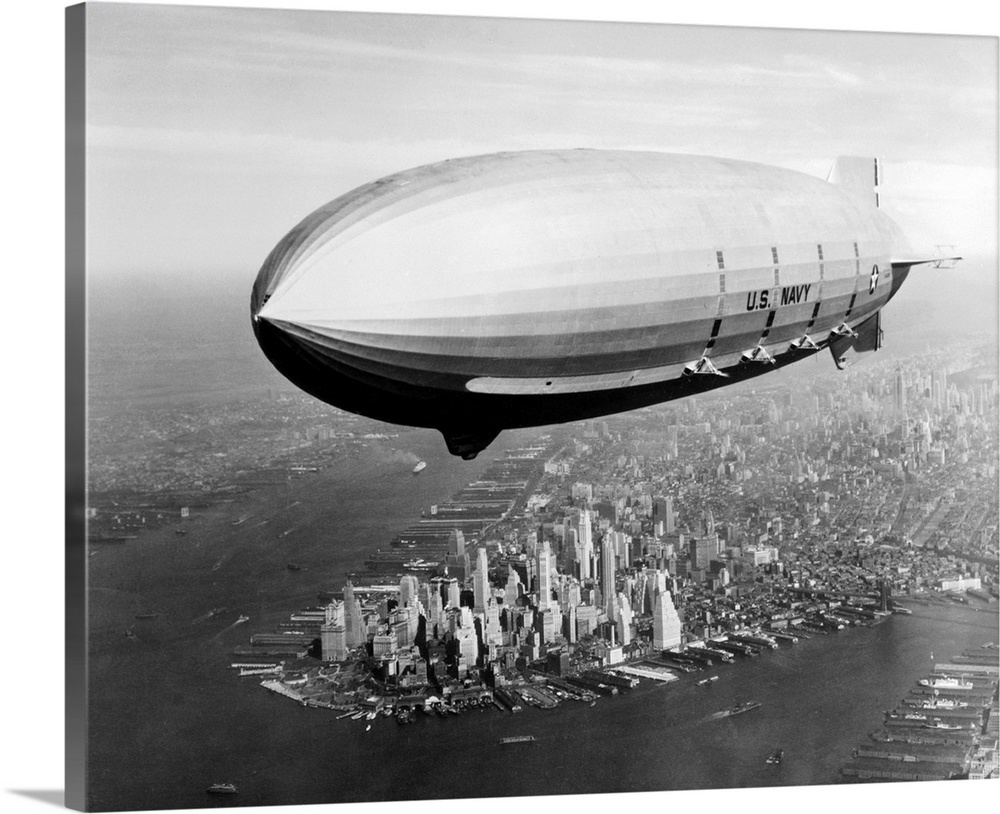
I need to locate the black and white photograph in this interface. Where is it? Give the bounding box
[9,2,1000,814]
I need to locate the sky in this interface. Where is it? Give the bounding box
[83,2,999,285]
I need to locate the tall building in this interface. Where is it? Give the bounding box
[505,566,522,606]
[653,590,682,650]
[484,597,503,648]
[321,600,348,662]
[653,496,675,534]
[576,509,593,579]
[689,534,719,571]
[446,577,461,609]
[343,582,364,648]
[616,593,633,646]
[894,366,906,413]
[473,547,489,612]
[537,540,554,611]
[399,574,419,608]
[428,590,444,636]
[601,539,616,621]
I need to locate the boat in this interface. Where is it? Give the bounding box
[923,720,963,730]
[236,615,250,624]
[206,783,237,795]
[696,675,719,686]
[718,700,761,718]
[287,563,302,571]
[134,612,160,620]
[403,558,437,570]
[766,749,784,765]
[500,735,536,744]
[919,676,973,689]
[412,461,427,474]
[921,698,967,709]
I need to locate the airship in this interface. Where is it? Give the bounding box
[251,150,956,459]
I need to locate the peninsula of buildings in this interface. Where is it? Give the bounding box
[229,341,999,778]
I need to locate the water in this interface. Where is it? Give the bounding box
[86,443,999,810]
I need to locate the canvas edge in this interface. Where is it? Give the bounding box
[66,3,88,811]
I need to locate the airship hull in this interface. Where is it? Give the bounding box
[252,150,913,457]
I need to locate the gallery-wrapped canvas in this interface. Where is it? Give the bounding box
[66,3,999,813]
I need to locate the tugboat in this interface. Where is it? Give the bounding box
[766,749,784,765]
[206,783,238,795]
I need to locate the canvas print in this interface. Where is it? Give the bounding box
[68,2,999,811]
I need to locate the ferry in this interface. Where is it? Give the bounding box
[206,783,238,795]
[500,735,536,744]
[718,700,761,718]
[412,461,427,474]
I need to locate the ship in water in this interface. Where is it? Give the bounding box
[412,461,427,474]
[717,700,761,718]
[500,735,536,744]
[766,749,784,765]
[919,676,973,690]
[236,615,250,624]
[696,676,719,686]
[206,783,237,795]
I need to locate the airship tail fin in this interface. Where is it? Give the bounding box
[826,156,881,209]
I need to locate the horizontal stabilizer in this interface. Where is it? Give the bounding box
[827,156,881,209]
[891,255,962,270]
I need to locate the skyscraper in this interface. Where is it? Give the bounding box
[343,581,364,648]
[321,600,347,662]
[505,566,522,606]
[576,509,593,579]
[653,589,682,650]
[894,366,906,413]
[473,547,489,612]
[616,592,632,646]
[399,574,419,608]
[537,540,554,611]
[446,577,461,609]
[601,539,616,621]
[653,496,676,536]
